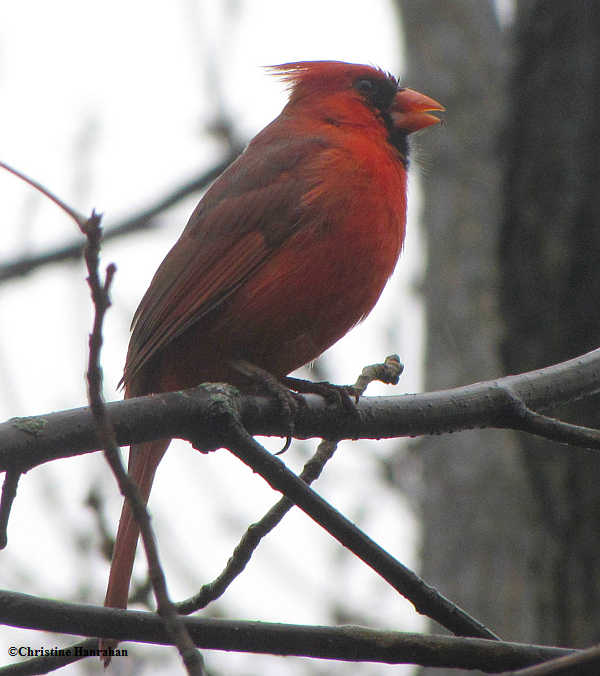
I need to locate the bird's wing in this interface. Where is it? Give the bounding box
[123,132,327,387]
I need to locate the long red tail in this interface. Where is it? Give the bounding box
[103,438,170,610]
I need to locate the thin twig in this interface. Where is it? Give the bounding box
[0,151,240,283]
[0,469,20,549]
[0,639,100,675]
[0,160,205,674]
[500,385,600,449]
[80,213,205,674]
[354,354,404,393]
[0,161,87,226]
[195,389,500,641]
[177,354,404,614]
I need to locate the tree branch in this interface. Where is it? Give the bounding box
[503,642,600,675]
[0,639,100,675]
[0,590,574,673]
[0,469,20,549]
[78,200,205,673]
[204,390,499,639]
[0,151,240,284]
[1,347,599,475]
[176,355,404,614]
[0,160,207,674]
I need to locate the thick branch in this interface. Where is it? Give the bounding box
[1,347,599,473]
[504,643,600,675]
[0,590,573,672]
[215,398,498,640]
[176,355,404,614]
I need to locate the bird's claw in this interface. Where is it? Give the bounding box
[229,360,299,453]
[282,377,361,417]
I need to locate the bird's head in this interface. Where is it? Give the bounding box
[270,60,444,153]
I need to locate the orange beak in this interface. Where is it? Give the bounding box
[391,88,445,134]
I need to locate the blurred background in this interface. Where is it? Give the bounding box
[2,1,600,675]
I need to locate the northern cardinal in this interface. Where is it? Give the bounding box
[103,61,442,626]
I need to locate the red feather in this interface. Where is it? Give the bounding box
[102,62,443,649]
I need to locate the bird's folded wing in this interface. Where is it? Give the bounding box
[123,134,327,386]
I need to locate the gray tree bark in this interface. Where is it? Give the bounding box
[500,0,600,648]
[396,2,538,673]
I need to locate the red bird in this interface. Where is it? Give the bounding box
[103,61,442,618]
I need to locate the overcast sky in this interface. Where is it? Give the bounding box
[0,3,431,674]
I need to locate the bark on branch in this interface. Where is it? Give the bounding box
[0,590,574,673]
[1,346,599,475]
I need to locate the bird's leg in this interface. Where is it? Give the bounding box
[229,360,301,453]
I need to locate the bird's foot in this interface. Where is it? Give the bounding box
[281,376,360,414]
[229,360,300,453]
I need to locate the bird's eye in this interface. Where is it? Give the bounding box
[355,79,376,94]
[354,75,397,112]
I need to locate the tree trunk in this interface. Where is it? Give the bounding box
[500,0,600,648]
[397,3,538,673]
